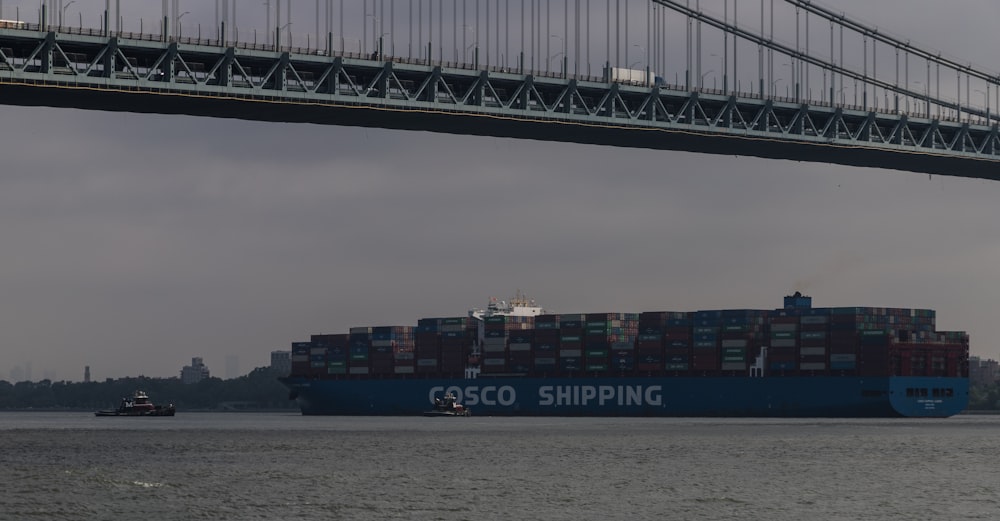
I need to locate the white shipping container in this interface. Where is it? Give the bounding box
[417,358,439,367]
[371,340,393,347]
[800,362,827,370]
[310,347,327,355]
[348,367,369,375]
[800,316,829,325]
[394,366,415,374]
[291,355,309,363]
[721,339,748,348]
[560,349,583,358]
[482,344,507,353]
[394,352,415,360]
[800,347,827,356]
[349,327,372,334]
[483,358,506,366]
[509,342,532,352]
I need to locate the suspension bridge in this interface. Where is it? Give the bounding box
[1,1,999,180]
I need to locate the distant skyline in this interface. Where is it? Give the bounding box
[2,0,999,381]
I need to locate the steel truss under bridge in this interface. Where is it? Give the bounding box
[1,24,999,181]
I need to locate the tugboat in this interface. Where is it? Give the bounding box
[95,390,176,417]
[423,392,471,417]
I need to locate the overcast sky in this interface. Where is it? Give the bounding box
[2,0,999,382]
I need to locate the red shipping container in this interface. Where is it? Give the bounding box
[692,354,719,371]
[664,329,692,340]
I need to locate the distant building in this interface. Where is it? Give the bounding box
[270,351,291,377]
[181,357,211,384]
[84,366,91,383]
[969,356,1000,387]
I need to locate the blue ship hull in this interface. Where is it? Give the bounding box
[281,375,968,418]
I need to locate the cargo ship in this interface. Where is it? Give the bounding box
[280,293,969,417]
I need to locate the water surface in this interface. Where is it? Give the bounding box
[1,413,997,520]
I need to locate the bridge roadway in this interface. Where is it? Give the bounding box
[2,24,999,181]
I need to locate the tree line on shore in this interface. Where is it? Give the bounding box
[0,366,297,411]
[969,381,1000,410]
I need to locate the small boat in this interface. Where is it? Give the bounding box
[423,392,470,417]
[95,390,176,417]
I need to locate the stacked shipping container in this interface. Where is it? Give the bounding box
[288,298,968,381]
[584,313,639,374]
[481,315,535,374]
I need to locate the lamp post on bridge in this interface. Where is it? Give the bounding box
[177,11,189,39]
[700,70,714,92]
[771,78,783,99]
[550,52,565,77]
[364,14,379,59]
[462,25,476,65]
[59,0,75,28]
[550,34,565,76]
[277,21,291,51]
[634,45,649,86]
[710,53,724,93]
[780,62,794,99]
[911,80,928,117]
[376,32,391,61]
[975,88,990,124]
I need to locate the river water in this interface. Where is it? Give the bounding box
[0,412,997,520]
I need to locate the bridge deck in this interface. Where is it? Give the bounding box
[2,25,998,180]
